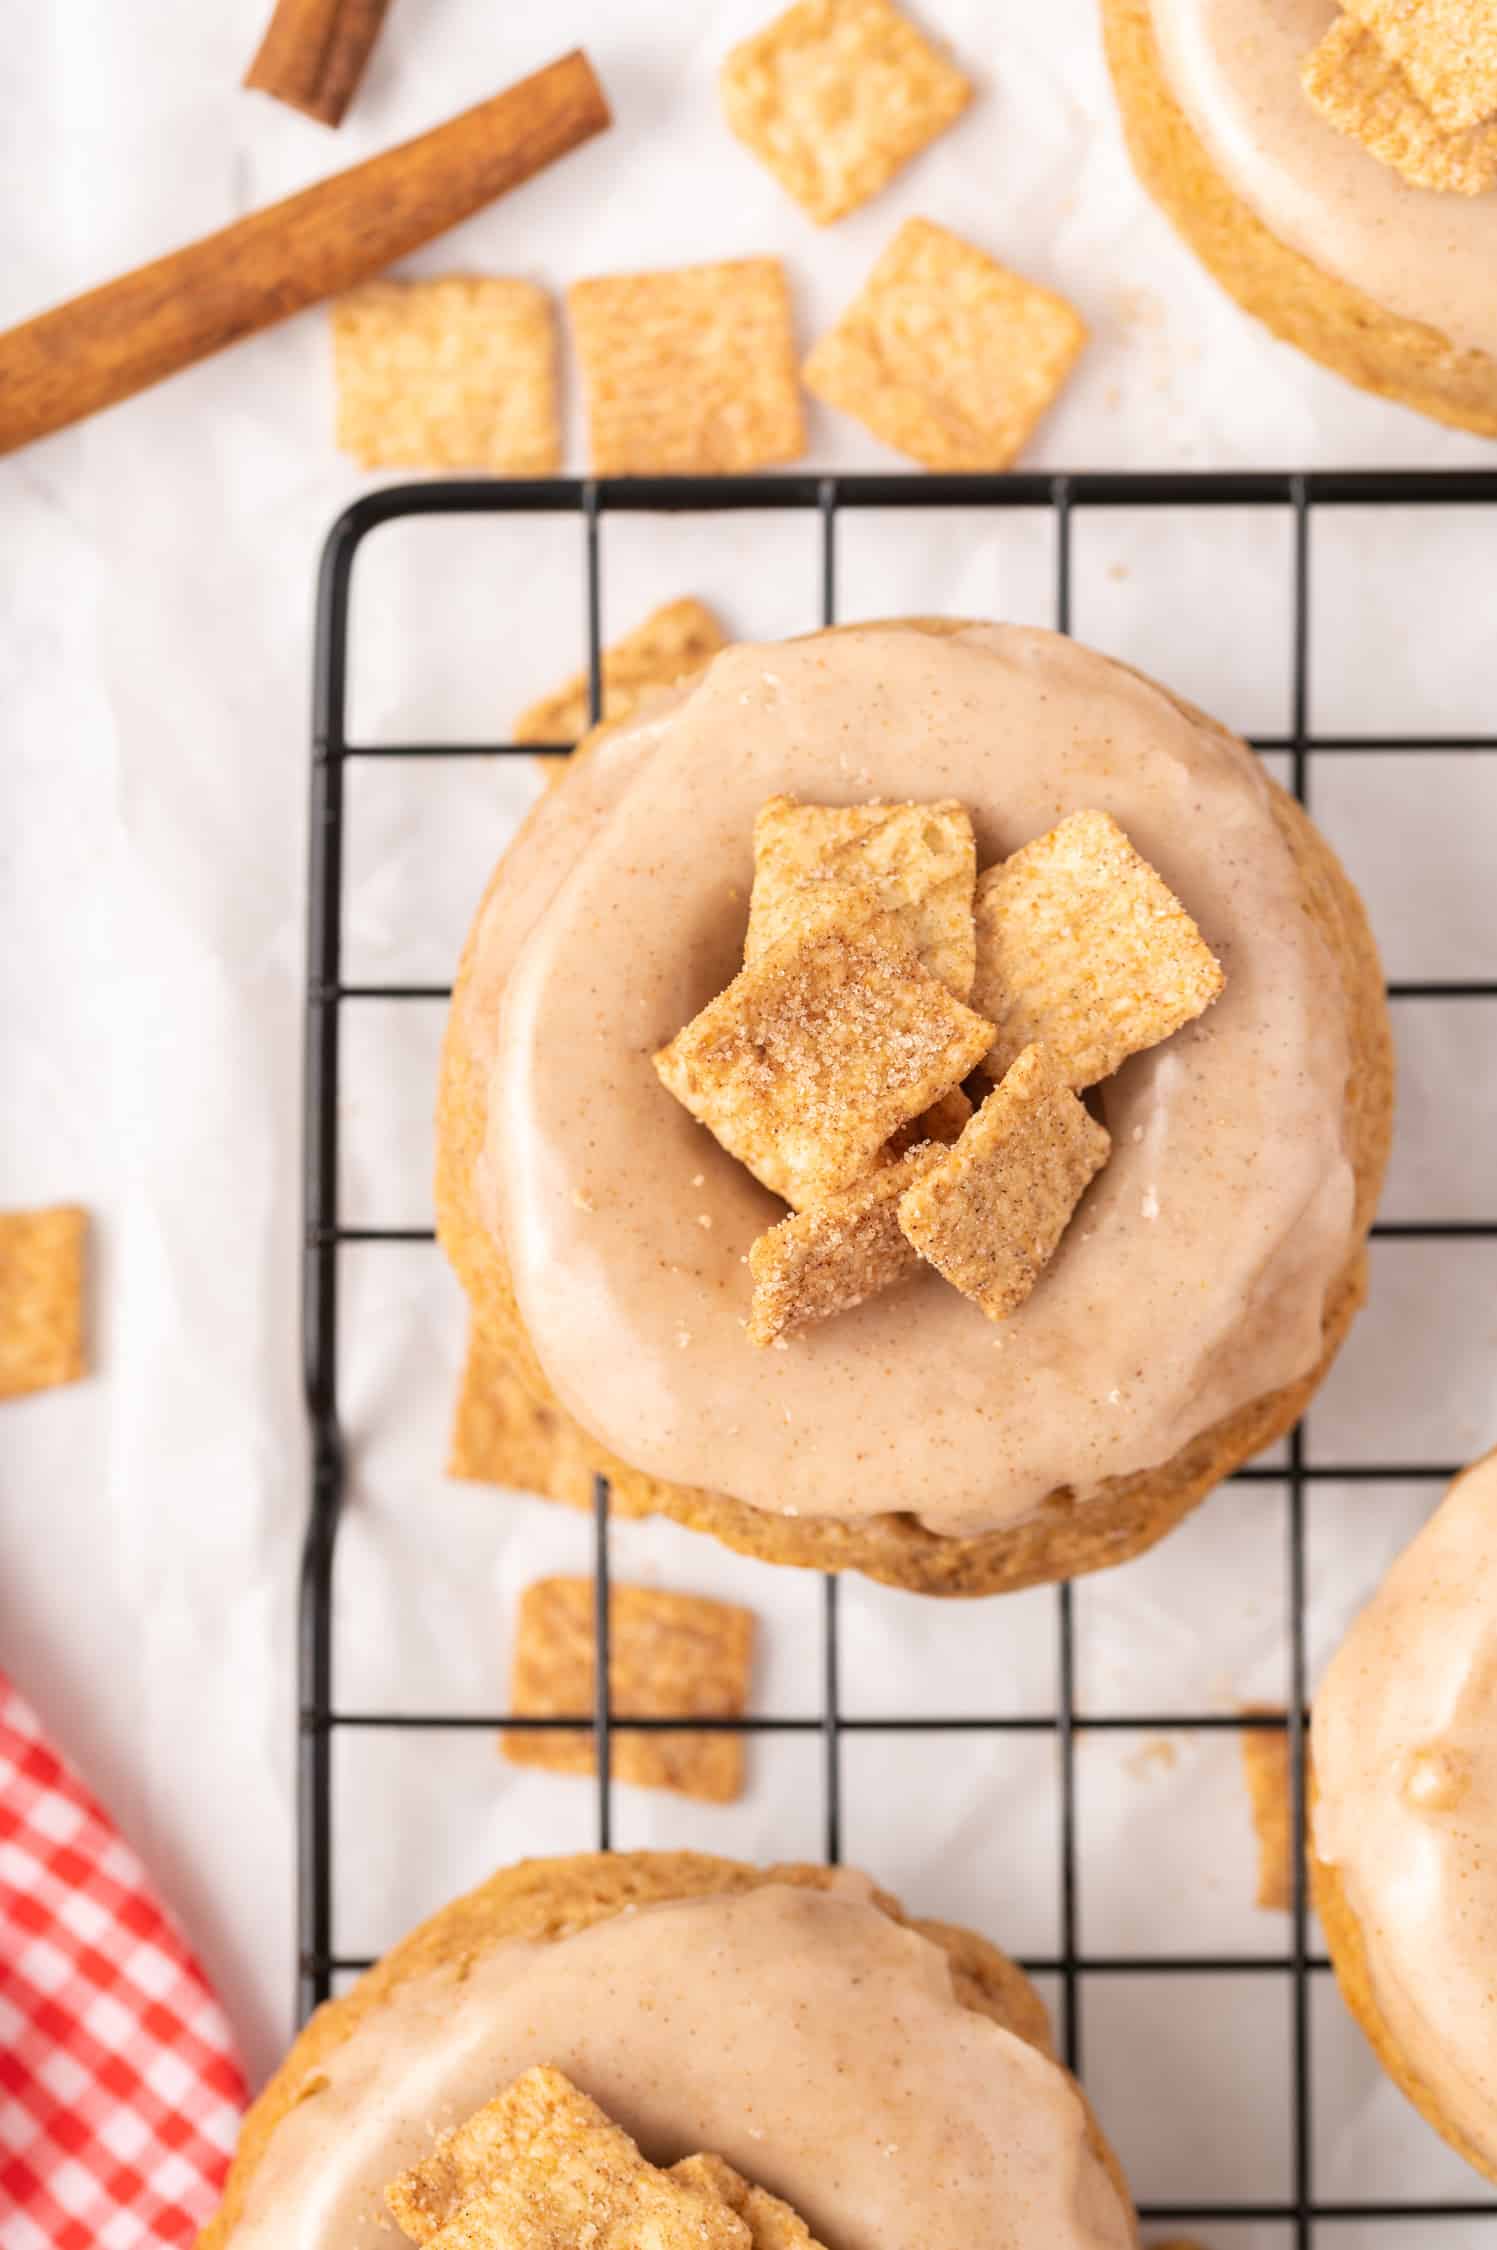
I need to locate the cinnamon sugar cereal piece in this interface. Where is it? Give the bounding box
[654,890,995,1206]
[0,1206,86,1401]
[802,218,1086,472]
[447,1325,655,1520]
[503,1577,755,1804]
[971,809,1224,1089]
[331,277,559,473]
[513,599,729,749]
[747,1142,942,1347]
[891,1084,972,1154]
[719,0,972,226]
[1343,0,1497,131]
[745,796,978,998]
[897,1046,1110,1321]
[387,2068,750,2250]
[1301,18,1497,194]
[1239,1707,1295,1914]
[567,260,805,476]
[671,2155,828,2250]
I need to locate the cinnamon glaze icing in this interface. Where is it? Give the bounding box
[1313,1449,1497,2165]
[1149,0,1497,358]
[465,625,1353,1535]
[229,1880,1132,2249]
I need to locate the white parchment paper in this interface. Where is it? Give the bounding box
[4,1,1497,2236]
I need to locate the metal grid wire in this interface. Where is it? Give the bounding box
[301,468,1497,2244]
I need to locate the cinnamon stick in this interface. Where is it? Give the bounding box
[245,0,395,128]
[0,49,610,459]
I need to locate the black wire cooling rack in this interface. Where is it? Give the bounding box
[301,468,1497,2246]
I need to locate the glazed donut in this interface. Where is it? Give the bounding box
[1101,0,1497,436]
[1312,1447,1497,2182]
[436,621,1391,1595]
[201,1852,1138,2247]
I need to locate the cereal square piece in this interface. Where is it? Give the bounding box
[514,600,729,749]
[745,796,977,998]
[803,218,1086,472]
[388,2068,751,2250]
[1301,18,1497,193]
[503,1577,755,1804]
[0,1206,86,1401]
[655,891,994,1206]
[331,277,560,473]
[897,1046,1110,1321]
[1239,1708,1295,1914]
[971,809,1225,1089]
[1343,0,1497,131]
[448,1326,655,1521]
[747,1142,942,1346]
[567,261,806,476]
[671,2155,829,2250]
[720,0,971,226]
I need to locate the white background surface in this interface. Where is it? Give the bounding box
[4,0,1497,2238]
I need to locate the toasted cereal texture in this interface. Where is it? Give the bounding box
[656,890,994,1206]
[802,218,1086,471]
[448,1325,655,1520]
[513,600,729,749]
[971,808,1225,1088]
[890,1084,972,1153]
[386,2067,594,2241]
[719,0,971,225]
[1301,19,1497,194]
[331,278,559,474]
[504,1578,755,1804]
[746,1144,942,1347]
[670,2155,828,2250]
[745,796,977,997]
[0,1206,86,1401]
[1240,1708,1295,1913]
[898,1047,1110,1321]
[567,261,805,476]
[1343,0,1497,130]
[388,2068,750,2250]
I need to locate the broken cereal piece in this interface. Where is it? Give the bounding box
[504,1577,755,1804]
[720,0,971,226]
[0,1205,86,1401]
[747,1143,943,1347]
[898,1046,1110,1321]
[655,890,994,1206]
[331,277,560,473]
[671,2155,829,2250]
[567,260,805,476]
[803,218,1086,471]
[1343,0,1497,132]
[514,599,729,749]
[971,808,1224,1088]
[1301,18,1497,194]
[447,1324,655,1520]
[387,2068,751,2250]
[745,795,977,998]
[1239,1707,1295,1914]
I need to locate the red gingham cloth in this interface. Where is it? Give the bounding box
[0,1671,247,2249]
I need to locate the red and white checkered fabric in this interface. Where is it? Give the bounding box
[0,1671,247,2249]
